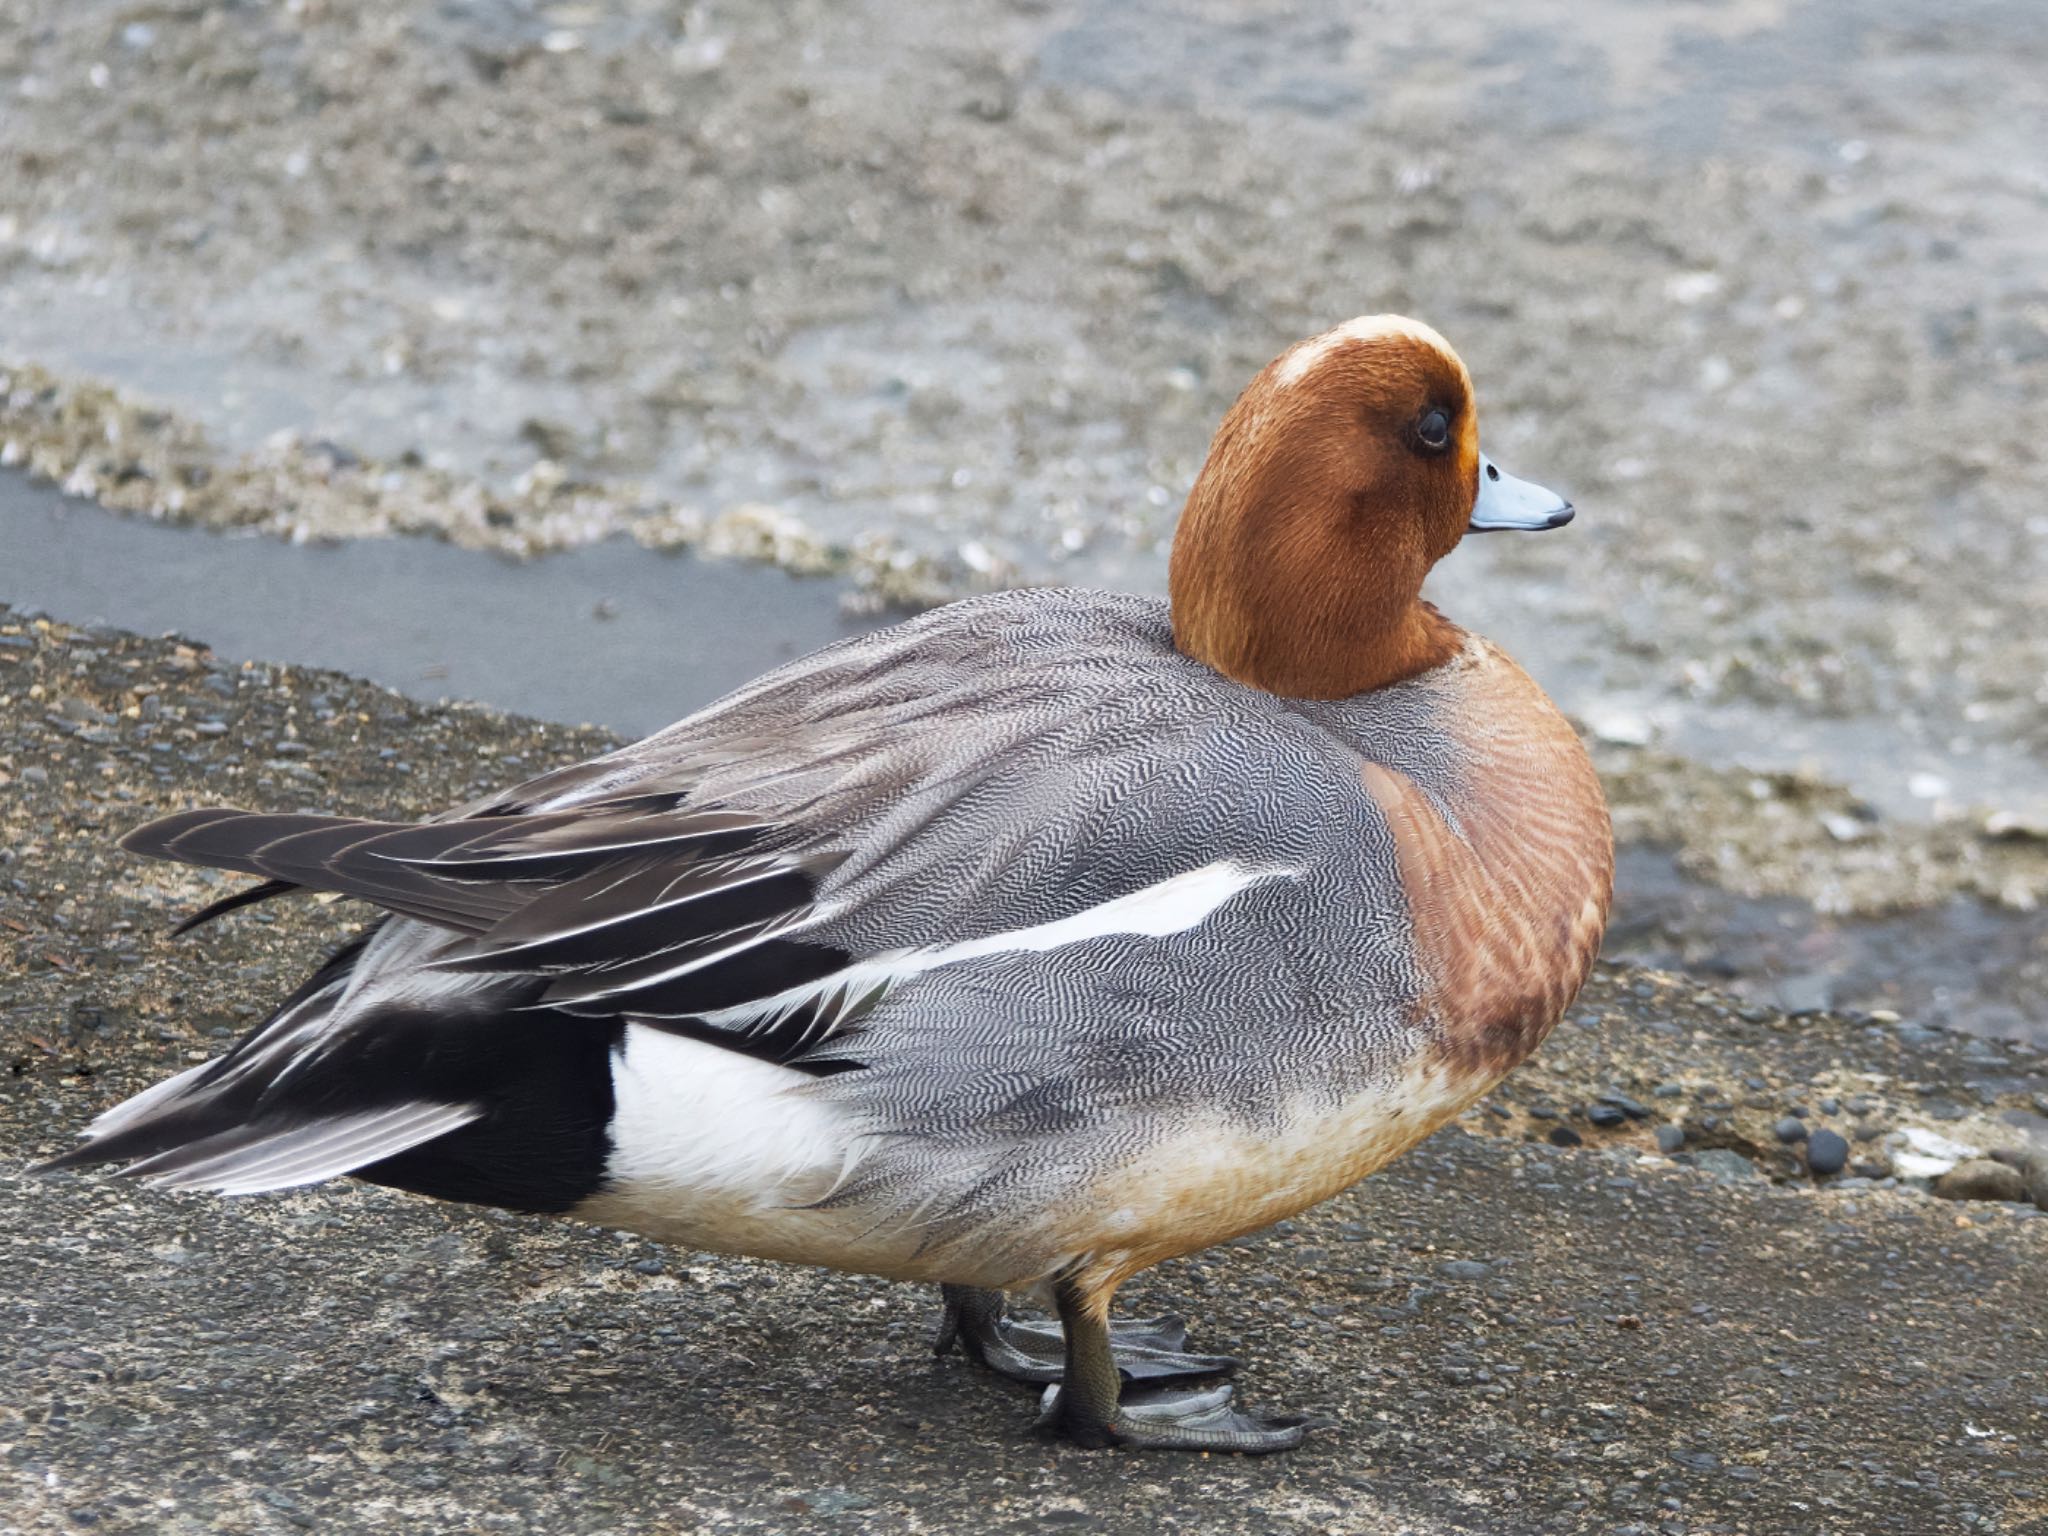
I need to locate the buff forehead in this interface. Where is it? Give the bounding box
[1271,314,1470,391]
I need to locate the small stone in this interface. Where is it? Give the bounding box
[1548,1125,1583,1148]
[1820,811,1871,843]
[1528,1103,1560,1120]
[1654,1124,1686,1155]
[1774,1116,1810,1144]
[1989,1148,2048,1208]
[1805,1129,1849,1177]
[1776,973,1832,1015]
[1693,1149,1760,1183]
[1598,1092,1651,1120]
[1933,1160,2029,1204]
[1652,1082,1684,1099]
[1586,1104,1627,1129]
[1439,1260,1491,1281]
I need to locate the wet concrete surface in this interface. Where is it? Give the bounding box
[0,469,875,734]
[5,611,2047,1535]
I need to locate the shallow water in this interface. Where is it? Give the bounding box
[1605,845,2046,1044]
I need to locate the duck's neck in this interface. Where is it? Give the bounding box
[1174,598,1461,699]
[1169,543,1463,700]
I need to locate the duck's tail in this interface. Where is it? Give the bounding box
[37,919,621,1210]
[32,929,487,1193]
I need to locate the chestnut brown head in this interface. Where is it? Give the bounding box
[1169,316,1572,699]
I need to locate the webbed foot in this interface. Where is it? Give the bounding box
[1020,1275,1319,1454]
[934,1284,1237,1385]
[1037,1380,1314,1454]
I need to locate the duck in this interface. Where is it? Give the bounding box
[40,315,1613,1454]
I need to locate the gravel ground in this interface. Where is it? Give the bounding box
[6,610,2048,1534]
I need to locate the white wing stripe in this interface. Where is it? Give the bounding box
[696,859,1293,1031]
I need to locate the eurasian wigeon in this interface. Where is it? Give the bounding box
[43,315,1613,1453]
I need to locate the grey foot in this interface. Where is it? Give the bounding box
[934,1285,1238,1385]
[1037,1380,1315,1453]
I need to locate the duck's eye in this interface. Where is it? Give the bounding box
[1414,408,1452,454]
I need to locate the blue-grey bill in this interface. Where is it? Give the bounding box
[1469,455,1574,532]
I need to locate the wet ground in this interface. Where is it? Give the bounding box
[5,612,2046,1535]
[0,469,871,730]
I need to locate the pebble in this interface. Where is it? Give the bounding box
[1548,1126,1583,1148]
[1806,1129,1849,1176]
[1989,1148,2048,1207]
[1598,1092,1650,1119]
[1933,1160,2028,1204]
[1439,1260,1492,1282]
[1692,1149,1761,1183]
[1586,1104,1627,1129]
[1774,1116,1809,1144]
[1654,1124,1686,1155]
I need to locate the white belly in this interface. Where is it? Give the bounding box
[571,1027,1480,1292]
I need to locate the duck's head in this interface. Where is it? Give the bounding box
[1169,315,1573,699]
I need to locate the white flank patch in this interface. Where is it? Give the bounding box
[597,1027,855,1207]
[1273,313,1458,388]
[698,859,1294,1032]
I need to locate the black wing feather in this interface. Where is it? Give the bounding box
[120,798,867,1071]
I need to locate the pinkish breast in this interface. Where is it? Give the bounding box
[1359,636,1614,1084]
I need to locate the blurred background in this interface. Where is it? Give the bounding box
[2,0,2044,1037]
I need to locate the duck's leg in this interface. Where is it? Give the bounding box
[1034,1276,1313,1453]
[934,1284,1236,1385]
